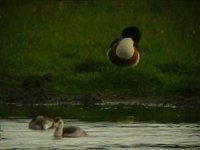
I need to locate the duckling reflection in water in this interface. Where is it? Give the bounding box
[0,125,3,140]
[53,117,88,138]
[29,115,55,130]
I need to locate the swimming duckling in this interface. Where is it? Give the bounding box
[53,117,87,138]
[29,115,55,130]
[108,26,141,67]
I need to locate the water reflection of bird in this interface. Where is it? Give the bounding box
[0,125,4,140]
[29,115,55,130]
[107,26,141,67]
[53,117,88,138]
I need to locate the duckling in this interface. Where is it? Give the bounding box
[53,117,87,138]
[29,115,55,130]
[107,26,141,67]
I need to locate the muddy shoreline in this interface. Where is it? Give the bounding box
[0,92,199,108]
[1,74,199,108]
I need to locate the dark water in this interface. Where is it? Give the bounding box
[0,104,199,123]
[0,119,200,150]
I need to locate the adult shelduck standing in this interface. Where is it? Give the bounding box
[107,26,141,67]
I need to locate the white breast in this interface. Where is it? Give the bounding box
[116,38,135,59]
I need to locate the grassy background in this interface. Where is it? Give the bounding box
[0,0,200,100]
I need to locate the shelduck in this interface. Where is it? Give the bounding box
[108,26,141,67]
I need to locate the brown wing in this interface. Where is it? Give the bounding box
[63,126,80,134]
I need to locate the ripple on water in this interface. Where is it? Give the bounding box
[0,119,199,150]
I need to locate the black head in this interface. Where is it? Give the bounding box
[54,116,62,122]
[121,26,141,45]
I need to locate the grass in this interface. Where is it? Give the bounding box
[0,0,200,100]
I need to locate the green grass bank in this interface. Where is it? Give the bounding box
[0,0,200,104]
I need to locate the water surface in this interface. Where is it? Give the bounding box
[0,119,199,149]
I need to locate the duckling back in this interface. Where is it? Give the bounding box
[63,126,88,137]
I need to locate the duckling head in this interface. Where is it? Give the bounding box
[54,117,64,128]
